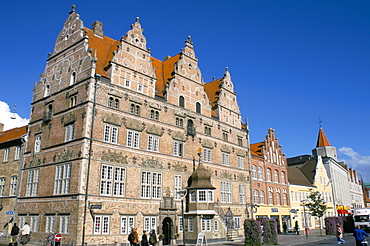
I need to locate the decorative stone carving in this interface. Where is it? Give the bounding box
[103,114,121,126]
[29,157,42,168]
[172,162,186,172]
[146,124,163,136]
[220,170,232,180]
[125,118,143,131]
[202,139,214,149]
[236,149,246,157]
[54,149,74,162]
[141,158,163,169]
[64,113,77,125]
[221,144,231,153]
[101,150,128,164]
[172,132,186,142]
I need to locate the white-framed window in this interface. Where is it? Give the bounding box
[125,79,130,88]
[214,220,218,231]
[35,136,41,153]
[179,217,183,232]
[174,141,184,157]
[266,168,271,182]
[3,148,9,162]
[204,126,211,136]
[251,165,257,179]
[258,166,263,180]
[203,148,212,162]
[147,135,159,152]
[283,193,288,206]
[127,130,140,148]
[121,216,135,234]
[108,97,119,109]
[141,171,162,199]
[10,176,17,196]
[276,192,281,205]
[70,72,76,85]
[150,109,159,120]
[137,83,143,92]
[69,96,77,107]
[188,218,193,232]
[54,163,71,195]
[59,215,70,234]
[260,191,265,204]
[44,84,50,97]
[0,178,5,196]
[100,165,126,196]
[274,170,279,183]
[18,216,26,228]
[130,103,140,115]
[220,182,232,203]
[26,169,39,196]
[104,124,118,144]
[45,215,55,233]
[30,215,39,232]
[253,190,259,204]
[174,175,182,200]
[239,184,246,204]
[237,156,244,169]
[234,217,241,229]
[143,216,156,232]
[190,191,196,202]
[201,218,211,231]
[15,146,21,160]
[65,123,74,142]
[197,190,214,202]
[222,153,229,166]
[281,171,286,184]
[268,191,273,205]
[94,215,110,234]
[176,117,184,128]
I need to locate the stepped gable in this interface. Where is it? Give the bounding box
[316,127,331,147]
[0,125,28,143]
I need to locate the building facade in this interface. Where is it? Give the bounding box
[250,129,291,230]
[0,124,27,236]
[17,6,250,245]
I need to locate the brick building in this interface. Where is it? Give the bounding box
[0,124,27,236]
[18,6,250,245]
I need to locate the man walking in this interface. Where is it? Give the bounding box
[336,223,345,244]
[10,223,20,246]
[20,223,30,245]
[353,225,369,246]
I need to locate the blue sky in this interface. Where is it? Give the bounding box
[1,1,369,180]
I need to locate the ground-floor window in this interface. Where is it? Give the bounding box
[121,216,135,234]
[201,218,211,231]
[94,215,110,234]
[234,217,241,229]
[143,216,156,232]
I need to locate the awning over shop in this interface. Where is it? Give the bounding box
[337,209,350,214]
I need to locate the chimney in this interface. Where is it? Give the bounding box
[0,123,4,132]
[92,21,104,37]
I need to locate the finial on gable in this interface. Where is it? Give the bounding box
[70,4,76,14]
[185,35,194,48]
[136,17,140,23]
[224,67,230,77]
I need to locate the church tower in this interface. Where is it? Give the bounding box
[312,127,338,160]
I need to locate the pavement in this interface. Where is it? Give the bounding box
[0,233,339,246]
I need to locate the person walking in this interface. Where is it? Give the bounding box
[20,223,30,245]
[149,229,158,246]
[353,225,369,246]
[141,230,148,246]
[10,223,20,246]
[336,223,345,244]
[128,228,139,246]
[282,222,287,235]
[294,221,299,235]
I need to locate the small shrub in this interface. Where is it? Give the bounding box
[244,219,262,246]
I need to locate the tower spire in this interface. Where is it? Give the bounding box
[316,127,331,148]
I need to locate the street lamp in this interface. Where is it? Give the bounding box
[301,200,308,239]
[177,188,188,246]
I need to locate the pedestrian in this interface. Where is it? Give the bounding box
[336,223,345,244]
[128,228,139,246]
[10,223,20,246]
[141,230,149,246]
[353,225,369,246]
[149,229,158,246]
[20,223,30,245]
[294,221,299,235]
[282,222,287,235]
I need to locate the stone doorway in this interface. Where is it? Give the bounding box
[162,217,173,245]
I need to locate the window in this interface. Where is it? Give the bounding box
[94,215,110,234]
[268,191,273,205]
[197,190,213,202]
[44,84,50,97]
[104,124,118,144]
[18,216,26,228]
[222,132,228,141]
[283,193,288,206]
[108,97,119,109]
[176,117,183,128]
[54,163,71,194]
[174,175,182,200]
[258,166,263,180]
[45,215,55,233]
[234,217,241,229]
[276,192,281,205]
[100,165,126,196]
[65,123,74,142]
[138,83,143,92]
[251,165,256,179]
[35,136,41,154]
[69,96,77,107]
[253,190,259,204]
[186,120,195,136]
[196,102,201,113]
[150,109,159,121]
[30,215,39,232]
[274,170,279,183]
[26,169,39,196]
[3,148,9,162]
[144,217,157,232]
[190,191,196,202]
[266,168,271,182]
[201,218,211,231]
[203,148,212,162]
[222,153,229,166]
[174,141,184,157]
[259,191,265,204]
[59,215,70,234]
[237,137,243,147]
[10,176,17,196]
[179,217,184,232]
[237,156,244,169]
[125,79,130,87]
[204,126,212,136]
[70,72,76,85]
[121,216,135,234]
[281,172,286,184]
[188,218,194,232]
[141,171,162,199]
[127,130,140,148]
[147,135,159,152]
[239,184,246,204]
[0,178,5,196]
[15,146,21,160]
[220,182,232,203]
[130,103,140,115]
[179,96,185,107]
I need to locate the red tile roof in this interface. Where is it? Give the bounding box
[0,125,28,144]
[250,142,263,157]
[204,78,223,109]
[316,127,331,147]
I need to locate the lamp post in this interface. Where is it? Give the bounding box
[177,189,188,246]
[301,200,308,239]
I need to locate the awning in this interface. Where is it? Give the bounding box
[337,209,350,214]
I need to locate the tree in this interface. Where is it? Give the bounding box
[305,189,328,236]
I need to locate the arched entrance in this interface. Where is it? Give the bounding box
[162,217,173,245]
